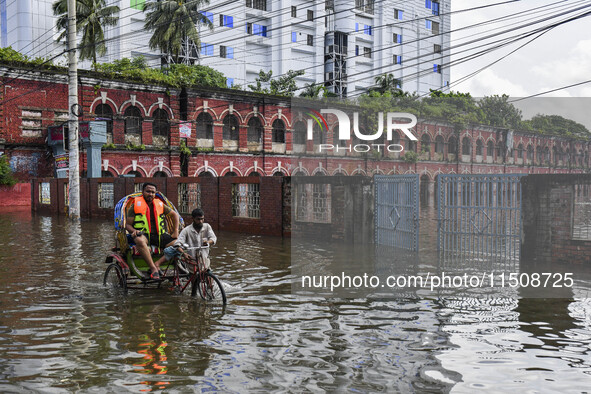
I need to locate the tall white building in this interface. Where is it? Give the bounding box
[0,0,450,97]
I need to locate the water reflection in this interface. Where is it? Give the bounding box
[0,213,590,392]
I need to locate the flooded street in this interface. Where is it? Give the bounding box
[1,208,590,392]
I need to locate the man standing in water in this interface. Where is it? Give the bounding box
[154,208,216,272]
[125,182,180,279]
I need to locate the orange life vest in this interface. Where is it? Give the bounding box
[132,196,166,237]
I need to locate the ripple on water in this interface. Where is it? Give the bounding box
[0,215,590,392]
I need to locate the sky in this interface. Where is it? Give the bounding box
[450,0,591,127]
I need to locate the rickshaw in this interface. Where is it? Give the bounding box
[103,192,226,304]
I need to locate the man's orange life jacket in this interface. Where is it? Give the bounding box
[132,196,166,238]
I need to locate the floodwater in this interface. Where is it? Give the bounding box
[0,208,590,392]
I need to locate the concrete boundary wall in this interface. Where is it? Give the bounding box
[522,174,591,265]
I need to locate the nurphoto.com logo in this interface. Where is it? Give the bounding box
[306,109,418,153]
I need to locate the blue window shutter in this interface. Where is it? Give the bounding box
[228,47,234,58]
[355,23,359,32]
[227,78,234,88]
[292,32,297,42]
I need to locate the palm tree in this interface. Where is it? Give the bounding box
[53,0,120,67]
[372,73,402,95]
[143,0,213,64]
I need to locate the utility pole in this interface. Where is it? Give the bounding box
[67,0,80,220]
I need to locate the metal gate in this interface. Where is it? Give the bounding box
[437,174,524,267]
[375,175,419,251]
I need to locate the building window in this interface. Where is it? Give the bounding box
[393,55,402,64]
[462,137,471,155]
[196,112,213,139]
[307,34,313,46]
[220,45,233,58]
[434,44,441,53]
[291,6,297,17]
[448,136,457,155]
[487,141,494,158]
[363,47,371,58]
[94,103,113,143]
[124,106,142,144]
[355,45,359,56]
[272,119,285,143]
[293,121,306,145]
[394,9,403,20]
[152,108,169,146]
[527,145,534,161]
[393,33,402,43]
[200,43,214,56]
[177,183,201,215]
[130,0,144,11]
[295,183,331,223]
[246,0,266,11]
[572,184,591,240]
[432,1,440,15]
[40,182,51,205]
[363,25,372,35]
[247,117,263,143]
[247,23,267,37]
[219,14,233,27]
[98,182,114,209]
[292,32,297,42]
[307,10,313,21]
[433,64,442,73]
[476,140,484,156]
[21,109,43,137]
[432,21,440,34]
[200,11,214,24]
[232,183,260,218]
[223,114,239,141]
[435,135,444,154]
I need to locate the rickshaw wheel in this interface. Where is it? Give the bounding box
[192,272,226,304]
[104,263,128,294]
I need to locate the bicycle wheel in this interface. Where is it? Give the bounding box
[103,263,128,294]
[192,272,226,304]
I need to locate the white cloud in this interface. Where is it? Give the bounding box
[453,69,529,97]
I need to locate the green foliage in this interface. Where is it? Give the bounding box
[369,74,403,95]
[477,94,522,128]
[93,58,227,88]
[0,156,17,186]
[166,64,227,88]
[125,143,145,151]
[524,114,590,140]
[143,0,212,63]
[0,46,49,66]
[249,69,305,96]
[102,142,116,149]
[403,151,418,164]
[179,140,192,156]
[53,0,120,66]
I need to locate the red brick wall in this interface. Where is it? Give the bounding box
[0,183,31,206]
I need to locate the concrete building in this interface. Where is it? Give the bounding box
[0,0,450,97]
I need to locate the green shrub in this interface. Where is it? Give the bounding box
[0,156,17,186]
